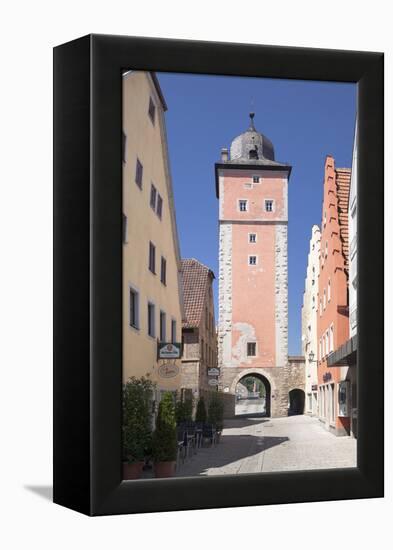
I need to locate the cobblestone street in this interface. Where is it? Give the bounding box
[176,413,356,477]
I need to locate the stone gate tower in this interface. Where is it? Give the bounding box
[215,113,297,417]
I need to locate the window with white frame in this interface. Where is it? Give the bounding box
[319,338,322,360]
[252,175,260,183]
[129,287,139,329]
[239,199,248,212]
[325,241,328,258]
[265,199,274,212]
[159,310,166,342]
[156,193,163,219]
[148,97,156,125]
[147,302,155,337]
[171,319,177,343]
[149,241,156,274]
[249,233,257,243]
[150,183,157,210]
[248,255,257,266]
[330,324,334,353]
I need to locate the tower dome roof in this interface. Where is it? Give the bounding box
[230,113,275,162]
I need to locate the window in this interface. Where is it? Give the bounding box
[325,241,328,258]
[312,295,315,309]
[123,213,127,243]
[156,194,163,219]
[160,311,166,342]
[323,289,326,310]
[249,255,257,266]
[319,298,322,316]
[135,158,143,188]
[265,200,274,212]
[149,242,156,274]
[148,97,156,124]
[330,325,334,353]
[249,233,257,243]
[253,176,260,183]
[239,200,248,212]
[150,183,157,210]
[171,319,177,343]
[247,342,256,356]
[122,131,126,163]
[328,279,331,302]
[319,338,322,360]
[249,149,258,160]
[129,288,139,329]
[147,302,155,337]
[160,256,166,285]
[324,210,327,226]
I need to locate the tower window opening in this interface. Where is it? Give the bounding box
[247,342,256,356]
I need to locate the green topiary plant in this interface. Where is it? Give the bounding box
[207,391,224,432]
[175,395,193,424]
[195,396,207,423]
[122,376,155,463]
[152,392,177,462]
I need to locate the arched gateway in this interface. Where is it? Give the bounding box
[234,371,272,417]
[215,115,305,418]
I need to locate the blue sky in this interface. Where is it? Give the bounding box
[157,72,356,355]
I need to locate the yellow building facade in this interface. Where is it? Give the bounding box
[122,71,184,396]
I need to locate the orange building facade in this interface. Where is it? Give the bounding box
[317,156,351,435]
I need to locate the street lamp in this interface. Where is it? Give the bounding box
[308,351,317,363]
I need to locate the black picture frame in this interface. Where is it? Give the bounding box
[53,34,384,516]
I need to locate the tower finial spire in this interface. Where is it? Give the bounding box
[249,111,256,130]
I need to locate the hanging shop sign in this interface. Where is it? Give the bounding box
[208,378,219,386]
[158,363,179,379]
[157,342,182,359]
[207,367,220,376]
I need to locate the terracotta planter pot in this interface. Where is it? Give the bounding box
[154,461,176,478]
[122,461,144,480]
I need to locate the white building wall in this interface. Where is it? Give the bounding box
[349,121,358,338]
[301,224,321,415]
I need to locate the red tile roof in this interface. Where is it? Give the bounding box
[180,259,214,329]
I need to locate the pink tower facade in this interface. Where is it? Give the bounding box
[216,114,303,417]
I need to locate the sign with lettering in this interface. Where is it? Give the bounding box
[158,363,179,379]
[157,342,182,359]
[208,378,219,386]
[207,367,220,376]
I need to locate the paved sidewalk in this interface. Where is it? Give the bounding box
[176,414,356,477]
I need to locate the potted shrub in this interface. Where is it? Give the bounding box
[207,391,224,442]
[152,392,178,478]
[122,376,154,480]
[195,396,207,424]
